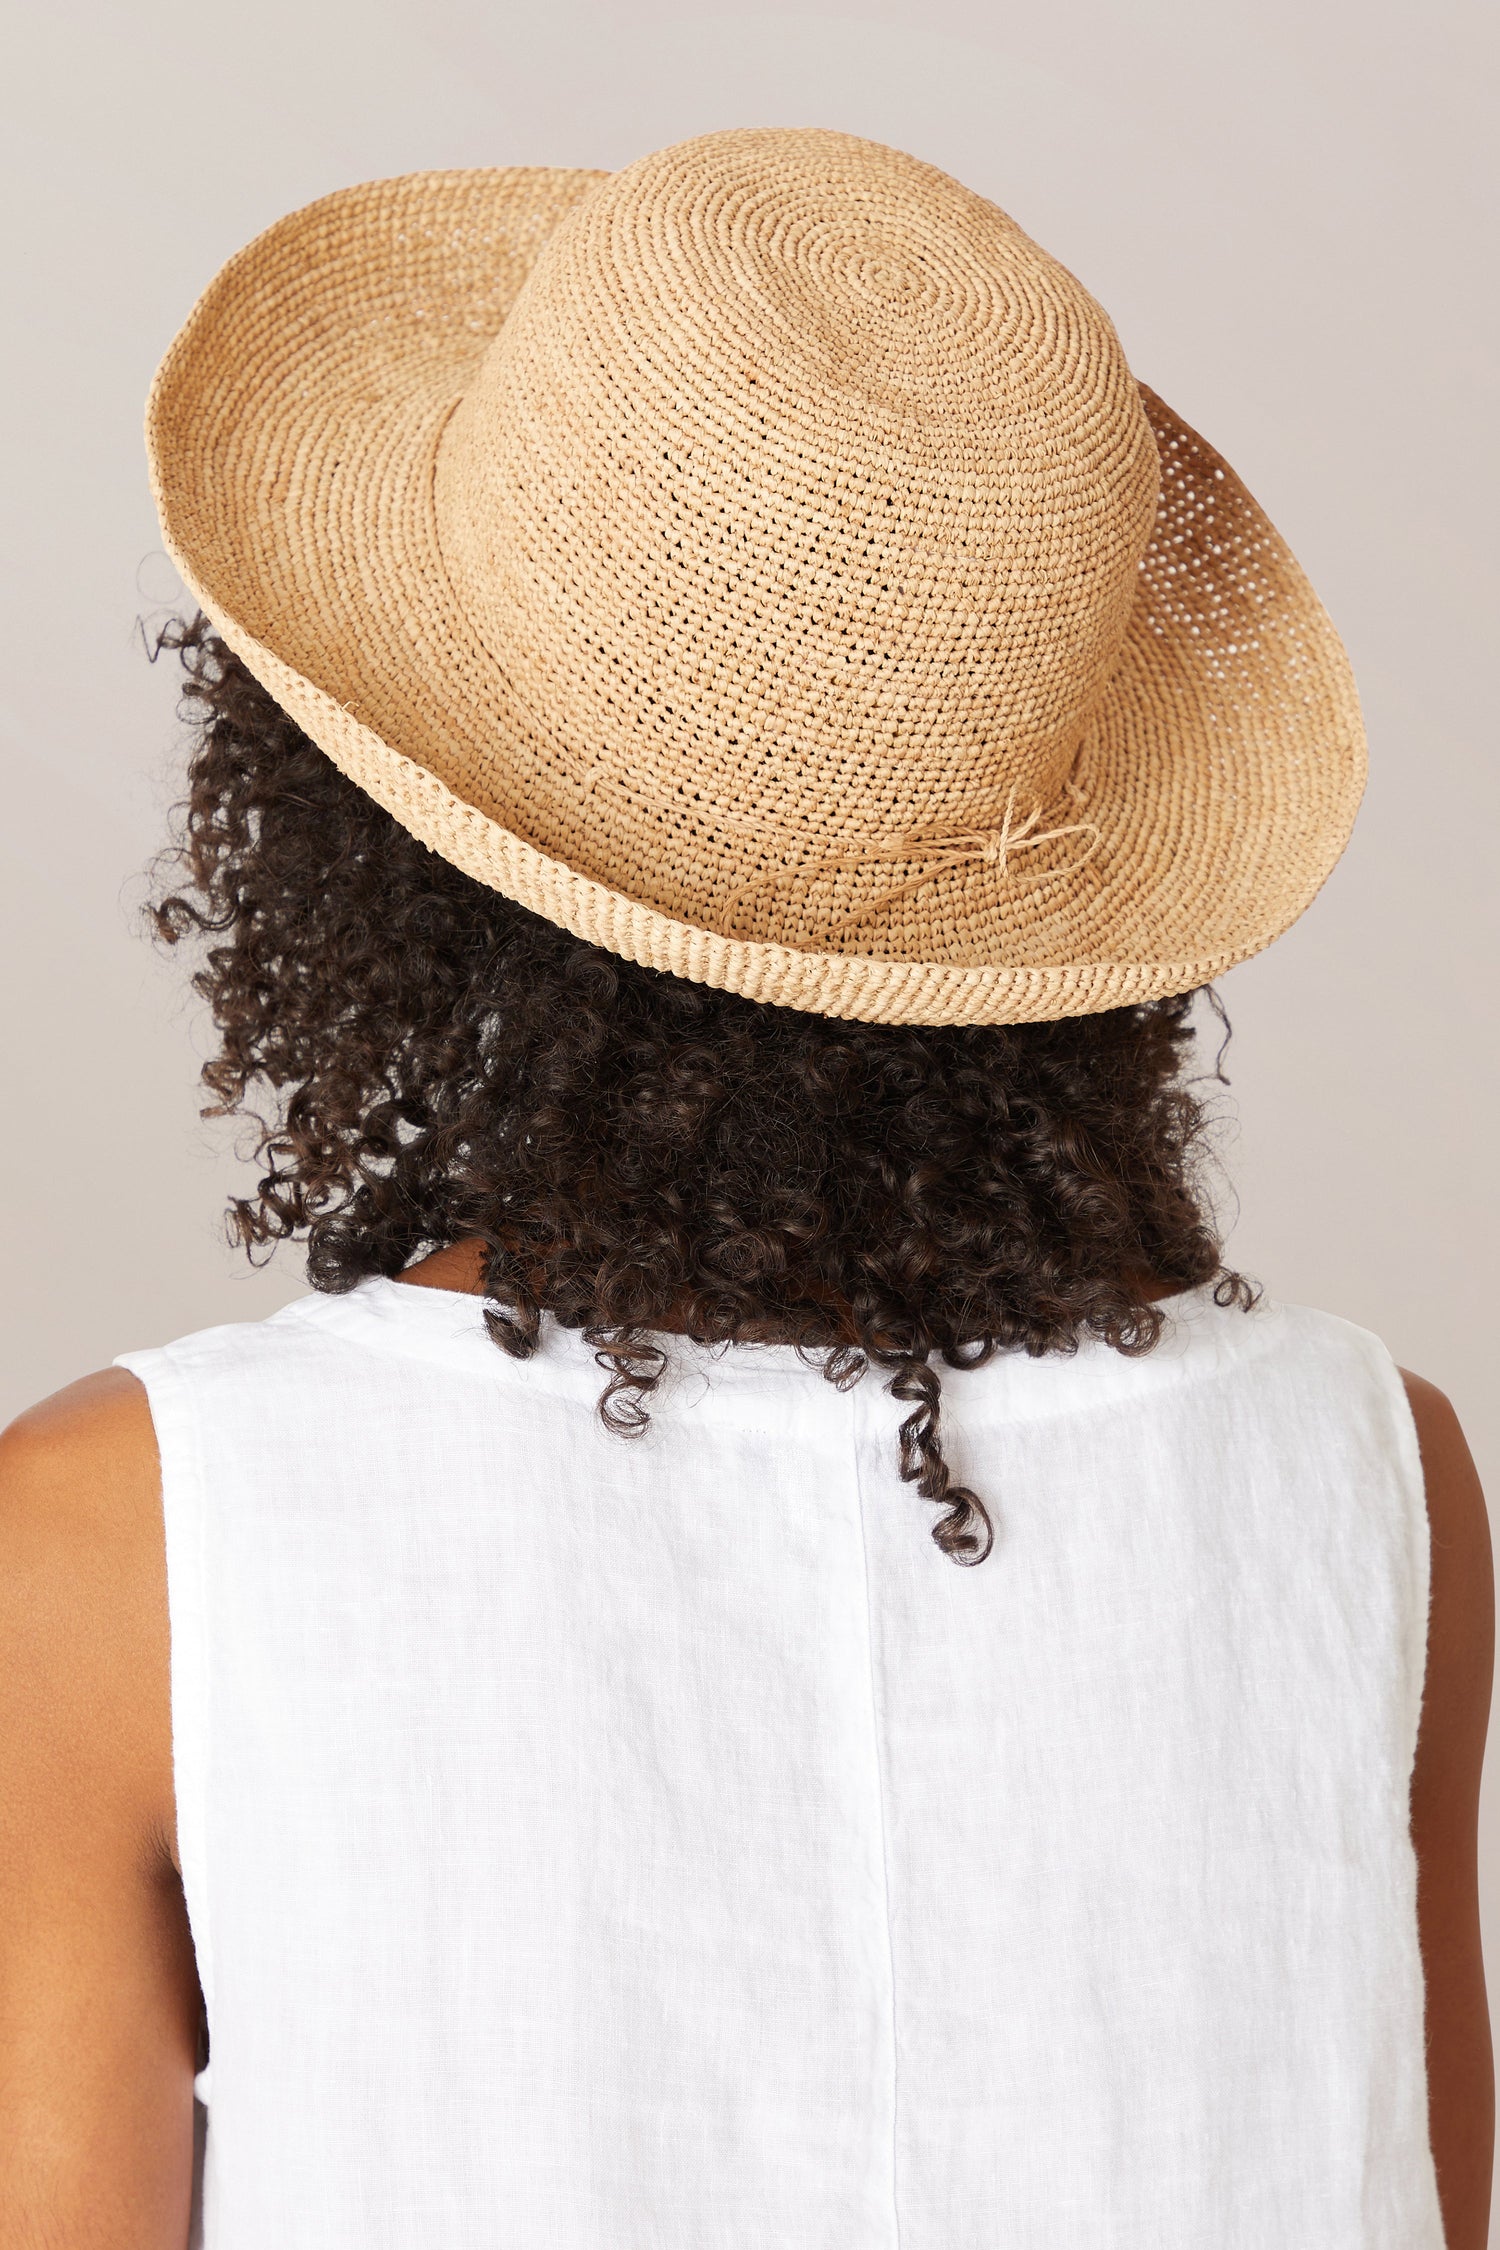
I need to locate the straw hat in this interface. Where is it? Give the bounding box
[147,127,1364,1026]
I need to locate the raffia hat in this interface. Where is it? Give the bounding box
[147,126,1364,1026]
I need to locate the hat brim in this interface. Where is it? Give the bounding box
[147,168,1365,1027]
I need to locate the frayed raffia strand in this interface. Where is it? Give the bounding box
[719,789,1102,941]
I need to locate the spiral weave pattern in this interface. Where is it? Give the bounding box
[146,128,1365,1024]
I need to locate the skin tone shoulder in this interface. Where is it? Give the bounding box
[0,1258,1493,2247]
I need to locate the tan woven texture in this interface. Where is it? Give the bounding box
[147,127,1365,1025]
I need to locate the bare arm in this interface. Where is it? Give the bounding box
[0,1371,199,2249]
[1403,1370,1495,2250]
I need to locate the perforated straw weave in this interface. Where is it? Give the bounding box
[147,127,1365,1026]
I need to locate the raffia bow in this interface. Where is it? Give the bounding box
[719,784,1101,941]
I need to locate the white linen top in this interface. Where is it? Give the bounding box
[118,1276,1443,2247]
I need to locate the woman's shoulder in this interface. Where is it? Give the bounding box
[0,1372,201,2231]
[0,1369,165,1641]
[1401,1369,1492,1646]
[0,1369,173,1857]
[0,1366,179,1938]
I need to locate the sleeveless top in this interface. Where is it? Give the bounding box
[117,1277,1443,2248]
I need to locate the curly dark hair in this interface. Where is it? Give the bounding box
[148,616,1251,1564]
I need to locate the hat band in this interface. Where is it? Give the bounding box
[719,784,1102,942]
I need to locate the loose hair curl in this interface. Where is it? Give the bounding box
[150,618,1251,1564]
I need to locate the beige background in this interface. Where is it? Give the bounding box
[3,0,1496,2189]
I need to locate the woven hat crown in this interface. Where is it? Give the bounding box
[435,128,1162,936]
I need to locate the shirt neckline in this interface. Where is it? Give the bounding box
[291,1270,1242,1387]
[273,1272,1284,1429]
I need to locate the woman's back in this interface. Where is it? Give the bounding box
[118,1276,1442,2247]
